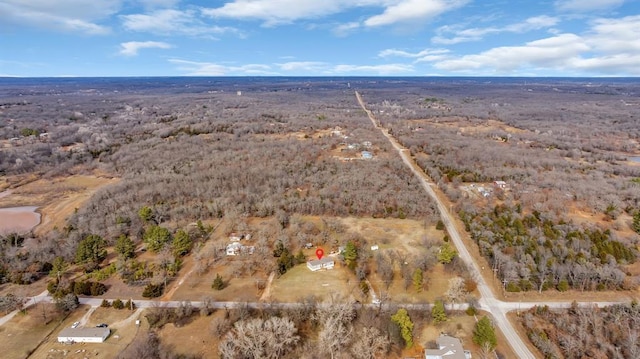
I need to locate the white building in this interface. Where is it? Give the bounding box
[226,242,254,256]
[58,327,110,343]
[226,242,243,255]
[307,257,335,271]
[425,334,471,359]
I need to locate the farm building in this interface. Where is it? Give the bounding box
[307,257,335,271]
[57,327,110,343]
[424,334,471,359]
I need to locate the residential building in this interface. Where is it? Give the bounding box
[307,257,335,271]
[425,334,471,359]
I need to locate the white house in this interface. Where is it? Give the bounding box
[425,334,471,359]
[226,242,254,256]
[226,242,243,255]
[307,257,335,271]
[58,327,110,343]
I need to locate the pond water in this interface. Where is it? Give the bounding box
[629,157,640,163]
[0,206,41,234]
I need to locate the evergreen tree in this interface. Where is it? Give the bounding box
[431,300,447,324]
[633,211,640,234]
[143,225,172,252]
[49,256,67,281]
[412,268,423,292]
[212,273,225,290]
[138,206,154,223]
[437,242,457,264]
[172,229,192,257]
[391,308,414,348]
[75,234,107,266]
[115,234,135,259]
[344,241,358,270]
[473,316,497,351]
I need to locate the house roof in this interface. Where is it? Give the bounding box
[425,335,467,359]
[58,327,110,339]
[226,242,243,250]
[308,257,334,266]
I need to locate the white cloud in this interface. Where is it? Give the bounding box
[433,15,559,44]
[0,0,119,34]
[202,0,348,26]
[277,61,329,72]
[587,15,640,53]
[120,41,172,56]
[364,0,468,28]
[203,0,467,28]
[555,0,625,12]
[331,64,415,75]
[434,33,589,73]
[432,15,640,76]
[121,9,241,37]
[169,59,275,75]
[333,22,361,36]
[379,48,449,58]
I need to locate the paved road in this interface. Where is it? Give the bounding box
[356,91,538,358]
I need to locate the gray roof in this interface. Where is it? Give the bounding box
[308,257,334,266]
[425,335,467,359]
[58,327,110,339]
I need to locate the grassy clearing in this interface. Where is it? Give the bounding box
[157,310,225,359]
[0,304,64,359]
[269,262,360,302]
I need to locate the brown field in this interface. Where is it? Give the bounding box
[0,303,64,359]
[269,261,360,302]
[157,310,224,359]
[27,306,142,359]
[0,174,118,236]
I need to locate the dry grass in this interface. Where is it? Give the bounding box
[0,174,118,236]
[269,262,360,302]
[157,310,224,359]
[27,305,142,359]
[0,303,64,359]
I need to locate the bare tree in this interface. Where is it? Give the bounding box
[219,316,299,359]
[350,327,390,359]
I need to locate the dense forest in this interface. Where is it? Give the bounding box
[0,78,436,286]
[359,79,640,292]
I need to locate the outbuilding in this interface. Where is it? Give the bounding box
[58,327,110,343]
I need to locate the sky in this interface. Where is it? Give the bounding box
[0,0,639,77]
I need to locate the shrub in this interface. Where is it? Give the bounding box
[112,299,124,309]
[100,299,111,308]
[212,274,225,291]
[143,283,164,298]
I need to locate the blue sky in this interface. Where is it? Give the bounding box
[1,0,638,77]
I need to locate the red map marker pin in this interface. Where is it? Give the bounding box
[315,248,324,260]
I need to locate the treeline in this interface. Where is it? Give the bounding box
[460,205,636,292]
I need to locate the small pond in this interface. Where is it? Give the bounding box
[0,206,41,234]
